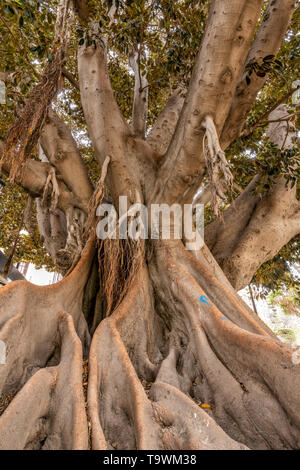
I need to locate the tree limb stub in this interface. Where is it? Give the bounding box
[40,108,93,211]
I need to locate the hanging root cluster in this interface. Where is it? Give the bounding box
[84,153,143,318]
[0,0,72,182]
[98,237,143,317]
[202,115,233,218]
[1,51,65,182]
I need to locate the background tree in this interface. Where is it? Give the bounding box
[0,0,299,450]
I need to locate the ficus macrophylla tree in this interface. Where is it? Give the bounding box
[0,0,299,450]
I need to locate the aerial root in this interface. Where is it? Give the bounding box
[0,237,93,450]
[88,268,161,449]
[150,381,248,450]
[202,115,233,217]
[0,240,93,395]
[59,207,86,273]
[42,166,60,212]
[84,155,111,241]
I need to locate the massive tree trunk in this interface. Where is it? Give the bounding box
[0,0,299,450]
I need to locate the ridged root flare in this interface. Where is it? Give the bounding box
[0,238,300,450]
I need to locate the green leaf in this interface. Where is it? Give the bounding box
[263,54,275,62]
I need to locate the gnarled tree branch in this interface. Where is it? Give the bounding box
[1,138,88,270]
[202,115,233,216]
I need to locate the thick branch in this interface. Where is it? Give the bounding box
[152,0,264,205]
[207,105,300,290]
[72,0,89,21]
[78,41,131,165]
[147,90,184,156]
[205,176,261,265]
[0,140,81,215]
[221,0,296,149]
[78,40,148,204]
[36,199,68,266]
[40,108,93,212]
